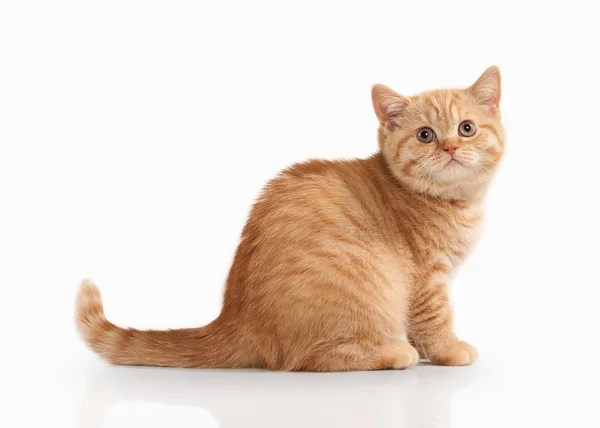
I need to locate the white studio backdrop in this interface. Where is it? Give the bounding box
[0,1,599,427]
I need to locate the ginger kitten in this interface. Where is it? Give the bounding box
[76,67,504,371]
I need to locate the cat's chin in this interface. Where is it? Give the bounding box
[435,161,470,182]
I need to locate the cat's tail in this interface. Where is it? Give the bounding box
[75,279,246,368]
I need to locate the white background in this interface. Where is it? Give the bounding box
[1,1,599,427]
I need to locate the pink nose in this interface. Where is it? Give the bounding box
[443,145,459,156]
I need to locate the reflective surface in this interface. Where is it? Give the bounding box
[3,344,598,427]
[50,355,591,428]
[79,363,475,428]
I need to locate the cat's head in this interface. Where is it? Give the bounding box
[372,66,504,200]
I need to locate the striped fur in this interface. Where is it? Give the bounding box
[76,67,503,371]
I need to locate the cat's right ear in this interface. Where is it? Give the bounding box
[371,84,409,128]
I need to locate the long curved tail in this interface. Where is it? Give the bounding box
[75,279,244,368]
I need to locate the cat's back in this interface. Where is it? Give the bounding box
[226,156,385,289]
[263,157,366,203]
[251,154,392,233]
[227,153,411,294]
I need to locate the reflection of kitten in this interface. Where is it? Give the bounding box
[76,67,503,371]
[79,366,474,428]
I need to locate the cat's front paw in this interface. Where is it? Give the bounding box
[429,341,477,366]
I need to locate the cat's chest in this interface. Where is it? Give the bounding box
[409,203,483,268]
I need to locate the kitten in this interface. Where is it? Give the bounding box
[76,67,503,371]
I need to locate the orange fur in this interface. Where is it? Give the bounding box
[76,66,504,371]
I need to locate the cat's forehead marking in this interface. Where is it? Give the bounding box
[413,90,466,131]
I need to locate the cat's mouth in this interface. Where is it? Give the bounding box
[443,158,463,168]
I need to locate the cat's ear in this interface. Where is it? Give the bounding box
[469,66,501,113]
[372,84,409,127]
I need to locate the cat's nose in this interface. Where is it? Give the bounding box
[443,145,459,156]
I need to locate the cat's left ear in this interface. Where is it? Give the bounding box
[469,66,501,114]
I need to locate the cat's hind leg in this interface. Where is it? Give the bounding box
[297,340,419,372]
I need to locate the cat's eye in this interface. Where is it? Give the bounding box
[416,127,436,144]
[458,120,477,137]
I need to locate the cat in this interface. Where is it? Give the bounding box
[76,66,504,371]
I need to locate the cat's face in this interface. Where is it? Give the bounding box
[373,67,504,199]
